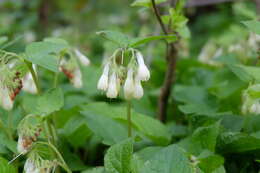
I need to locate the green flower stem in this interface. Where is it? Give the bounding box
[25,60,41,94]
[7,111,13,140]
[53,72,59,88]
[37,142,72,173]
[127,101,132,137]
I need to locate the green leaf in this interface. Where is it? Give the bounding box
[25,41,68,72]
[140,144,196,173]
[242,20,260,35]
[0,157,17,173]
[197,150,224,173]
[81,102,170,145]
[80,109,128,145]
[129,35,177,47]
[227,64,253,83]
[217,132,260,154]
[82,167,107,173]
[237,65,260,82]
[131,0,166,7]
[0,132,17,153]
[0,36,8,46]
[96,31,130,47]
[104,139,133,173]
[190,122,221,154]
[35,88,64,116]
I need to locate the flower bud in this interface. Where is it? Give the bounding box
[24,159,39,173]
[136,52,150,81]
[124,68,135,99]
[75,49,90,66]
[22,73,37,94]
[0,87,13,110]
[133,78,143,99]
[71,68,83,88]
[249,102,260,114]
[97,63,110,91]
[106,72,118,98]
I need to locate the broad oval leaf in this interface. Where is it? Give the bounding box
[0,157,17,173]
[96,31,130,47]
[104,139,133,173]
[129,35,177,47]
[25,41,68,72]
[242,20,260,35]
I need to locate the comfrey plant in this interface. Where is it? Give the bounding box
[97,48,150,99]
[59,48,90,88]
[242,84,260,115]
[0,50,23,110]
[97,36,151,137]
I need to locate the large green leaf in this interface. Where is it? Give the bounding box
[0,132,17,153]
[242,20,260,35]
[197,150,224,173]
[217,132,260,154]
[81,102,170,145]
[237,65,260,83]
[104,139,133,173]
[35,88,64,116]
[0,157,17,173]
[139,144,196,173]
[81,109,128,145]
[25,41,68,72]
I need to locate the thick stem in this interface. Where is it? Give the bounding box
[127,101,132,137]
[151,0,178,122]
[158,45,177,122]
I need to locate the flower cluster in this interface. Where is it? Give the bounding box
[242,84,260,115]
[17,115,42,154]
[24,154,58,173]
[97,48,150,99]
[0,58,23,110]
[59,49,90,88]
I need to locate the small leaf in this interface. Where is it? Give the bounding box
[35,88,64,116]
[96,31,130,47]
[104,139,133,173]
[242,20,260,35]
[82,167,107,173]
[131,0,166,7]
[129,35,177,47]
[0,157,17,173]
[237,65,260,82]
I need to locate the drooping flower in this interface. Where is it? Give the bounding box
[71,68,83,88]
[74,49,90,66]
[0,86,13,110]
[133,77,143,99]
[97,63,110,91]
[106,72,119,98]
[124,68,135,99]
[22,65,37,94]
[24,158,40,173]
[136,51,150,81]
[249,102,260,114]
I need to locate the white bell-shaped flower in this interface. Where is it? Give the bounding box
[24,159,40,173]
[71,68,83,88]
[0,87,13,110]
[133,78,144,99]
[136,51,150,81]
[124,68,135,99]
[97,63,110,91]
[106,72,118,98]
[249,102,260,114]
[75,49,90,66]
[22,73,37,94]
[17,135,27,154]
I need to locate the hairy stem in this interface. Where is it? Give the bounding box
[127,101,132,137]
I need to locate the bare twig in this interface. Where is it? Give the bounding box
[151,0,178,123]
